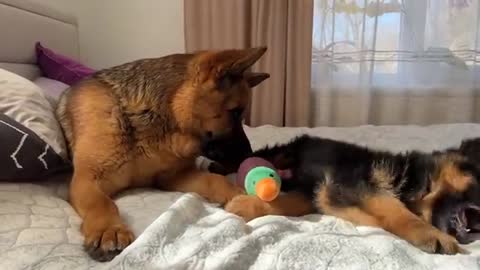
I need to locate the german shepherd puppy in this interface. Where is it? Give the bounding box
[55,47,269,261]
[224,135,480,255]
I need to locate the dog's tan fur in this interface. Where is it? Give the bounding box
[56,48,269,261]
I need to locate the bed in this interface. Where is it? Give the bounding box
[1,1,480,269]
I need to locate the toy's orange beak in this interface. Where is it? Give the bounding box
[255,178,280,202]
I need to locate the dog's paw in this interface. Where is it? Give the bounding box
[196,173,245,205]
[83,223,135,262]
[407,227,464,255]
[224,195,269,222]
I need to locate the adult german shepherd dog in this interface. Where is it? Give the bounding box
[223,136,480,255]
[56,47,269,261]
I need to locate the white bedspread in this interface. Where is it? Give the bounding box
[2,124,480,270]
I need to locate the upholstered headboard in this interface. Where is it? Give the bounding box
[0,0,79,80]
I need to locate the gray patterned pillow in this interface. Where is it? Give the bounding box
[0,69,70,180]
[0,114,70,180]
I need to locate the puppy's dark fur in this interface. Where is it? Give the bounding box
[223,135,480,255]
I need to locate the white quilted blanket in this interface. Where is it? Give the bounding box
[2,124,480,270]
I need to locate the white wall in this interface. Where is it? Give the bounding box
[33,0,185,69]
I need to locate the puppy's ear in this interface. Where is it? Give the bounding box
[460,138,480,165]
[244,72,270,88]
[190,47,267,83]
[223,47,267,75]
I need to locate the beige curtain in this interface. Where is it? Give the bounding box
[184,0,314,127]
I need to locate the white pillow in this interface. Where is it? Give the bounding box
[33,77,70,107]
[0,68,67,159]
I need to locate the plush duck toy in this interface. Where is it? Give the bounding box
[236,157,289,202]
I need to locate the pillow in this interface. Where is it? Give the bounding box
[33,77,70,107]
[0,69,70,180]
[35,42,95,85]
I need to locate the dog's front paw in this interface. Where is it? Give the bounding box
[83,222,135,262]
[225,195,269,221]
[407,226,464,255]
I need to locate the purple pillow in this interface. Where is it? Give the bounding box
[35,42,95,85]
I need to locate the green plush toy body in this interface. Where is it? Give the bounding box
[236,157,282,201]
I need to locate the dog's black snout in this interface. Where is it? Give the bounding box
[207,148,224,160]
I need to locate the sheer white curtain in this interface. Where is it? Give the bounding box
[311,0,480,126]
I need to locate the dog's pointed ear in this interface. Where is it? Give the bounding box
[226,47,267,75]
[244,72,270,88]
[190,47,267,84]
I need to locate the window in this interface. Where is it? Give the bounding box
[312,0,480,91]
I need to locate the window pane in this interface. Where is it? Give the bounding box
[312,0,403,75]
[425,0,479,65]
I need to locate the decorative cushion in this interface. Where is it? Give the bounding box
[35,42,95,85]
[0,68,70,180]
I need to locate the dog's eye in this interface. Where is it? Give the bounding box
[218,76,231,90]
[229,107,244,120]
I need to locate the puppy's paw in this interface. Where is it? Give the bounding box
[198,174,245,205]
[408,227,464,255]
[225,195,269,222]
[83,223,135,262]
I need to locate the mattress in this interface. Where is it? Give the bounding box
[2,124,480,270]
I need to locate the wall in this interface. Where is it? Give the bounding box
[33,0,185,69]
